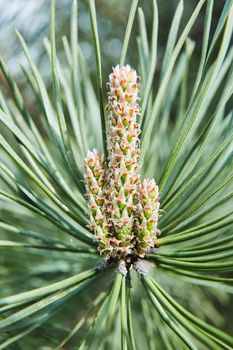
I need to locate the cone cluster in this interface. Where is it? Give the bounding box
[84,65,160,258]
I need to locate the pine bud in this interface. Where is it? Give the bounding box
[84,66,160,261]
[105,65,141,256]
[84,149,112,255]
[135,179,160,257]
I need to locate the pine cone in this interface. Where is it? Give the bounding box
[84,66,160,260]
[135,179,160,257]
[105,65,141,256]
[84,149,112,256]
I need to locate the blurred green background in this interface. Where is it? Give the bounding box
[0,0,225,85]
[0,0,227,125]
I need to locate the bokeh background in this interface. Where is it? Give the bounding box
[0,0,226,87]
[0,0,232,347]
[0,0,228,126]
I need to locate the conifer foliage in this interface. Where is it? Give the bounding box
[0,0,233,348]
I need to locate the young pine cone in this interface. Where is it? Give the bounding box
[135,179,160,257]
[104,65,141,256]
[84,66,160,260]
